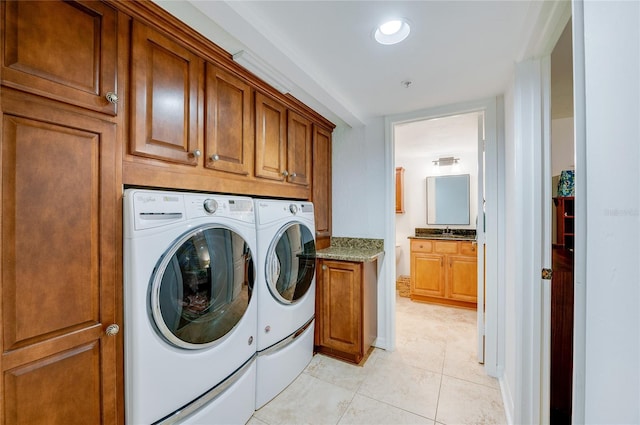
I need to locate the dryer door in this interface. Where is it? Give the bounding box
[266,222,316,305]
[149,225,255,349]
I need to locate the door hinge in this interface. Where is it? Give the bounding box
[541,268,553,280]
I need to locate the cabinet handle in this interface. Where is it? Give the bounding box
[282,170,289,177]
[191,150,202,158]
[105,92,118,104]
[211,154,219,161]
[105,324,119,336]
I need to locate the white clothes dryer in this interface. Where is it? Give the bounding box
[123,189,257,424]
[253,199,316,409]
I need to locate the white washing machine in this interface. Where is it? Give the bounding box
[123,189,258,424]
[253,199,316,409]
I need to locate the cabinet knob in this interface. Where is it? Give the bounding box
[282,170,289,177]
[211,154,219,161]
[105,92,118,104]
[291,172,297,178]
[191,150,202,158]
[105,324,119,336]
[322,265,327,270]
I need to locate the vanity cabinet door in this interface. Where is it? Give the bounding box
[410,253,445,298]
[448,255,478,302]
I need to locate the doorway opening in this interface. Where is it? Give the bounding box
[549,17,575,424]
[384,97,501,378]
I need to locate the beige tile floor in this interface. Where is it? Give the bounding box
[249,295,507,425]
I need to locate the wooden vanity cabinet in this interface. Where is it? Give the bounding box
[315,259,377,364]
[410,239,478,308]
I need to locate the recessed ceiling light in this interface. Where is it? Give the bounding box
[375,19,411,45]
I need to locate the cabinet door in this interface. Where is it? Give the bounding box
[411,253,445,297]
[255,92,286,181]
[2,0,118,115]
[1,93,118,424]
[287,110,312,186]
[130,20,201,165]
[319,260,362,355]
[312,125,332,249]
[395,167,405,213]
[448,255,478,303]
[204,63,252,175]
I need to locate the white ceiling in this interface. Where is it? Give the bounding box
[155,0,561,128]
[395,112,480,160]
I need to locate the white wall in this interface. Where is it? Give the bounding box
[332,117,391,348]
[395,150,478,277]
[501,75,517,424]
[580,1,640,422]
[551,117,574,176]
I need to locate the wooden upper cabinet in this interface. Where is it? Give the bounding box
[287,110,312,187]
[395,167,405,214]
[313,125,332,249]
[204,63,253,175]
[1,0,118,115]
[130,20,201,165]
[255,91,287,181]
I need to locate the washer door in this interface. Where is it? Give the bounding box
[266,222,316,304]
[150,225,254,350]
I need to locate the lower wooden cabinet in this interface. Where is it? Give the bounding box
[315,259,377,364]
[410,239,478,308]
[0,89,120,424]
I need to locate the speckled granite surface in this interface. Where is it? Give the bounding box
[315,237,384,262]
[412,228,476,241]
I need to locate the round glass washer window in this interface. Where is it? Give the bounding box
[149,225,255,349]
[266,222,316,305]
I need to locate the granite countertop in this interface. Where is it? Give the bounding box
[315,237,384,262]
[409,228,477,241]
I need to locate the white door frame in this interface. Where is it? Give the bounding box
[508,1,572,423]
[384,97,501,377]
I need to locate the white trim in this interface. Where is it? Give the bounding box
[384,97,501,377]
[570,1,586,422]
[540,54,553,425]
[476,112,486,364]
[513,59,544,425]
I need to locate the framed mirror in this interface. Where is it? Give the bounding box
[426,174,470,225]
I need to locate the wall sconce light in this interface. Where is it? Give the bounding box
[432,156,460,166]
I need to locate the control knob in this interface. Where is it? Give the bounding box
[203,199,218,214]
[289,204,299,215]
